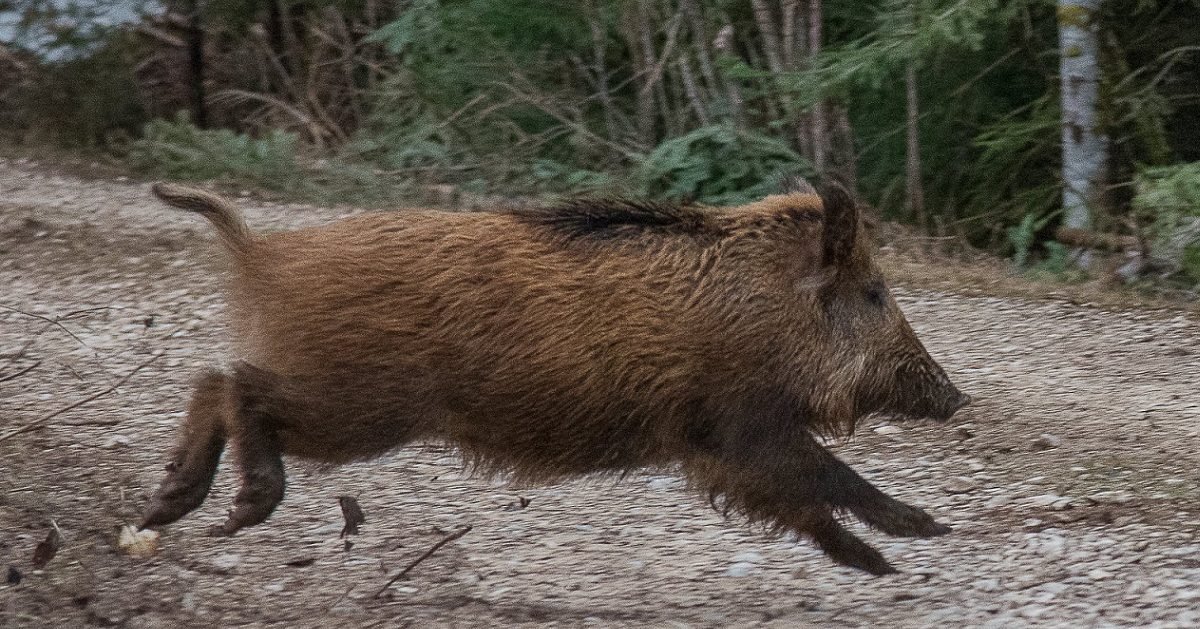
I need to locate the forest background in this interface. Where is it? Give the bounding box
[1,0,1199,290]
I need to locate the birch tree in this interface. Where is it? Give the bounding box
[1058,0,1108,230]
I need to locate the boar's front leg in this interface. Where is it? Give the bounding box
[806,435,951,539]
[803,510,898,575]
[685,403,948,574]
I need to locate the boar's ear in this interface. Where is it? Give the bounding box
[819,182,859,268]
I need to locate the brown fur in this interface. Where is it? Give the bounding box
[143,181,969,575]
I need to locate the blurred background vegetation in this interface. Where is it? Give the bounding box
[1,0,1199,290]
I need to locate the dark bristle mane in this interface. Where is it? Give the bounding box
[512,199,721,241]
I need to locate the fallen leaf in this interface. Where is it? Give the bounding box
[338,496,365,538]
[32,526,62,568]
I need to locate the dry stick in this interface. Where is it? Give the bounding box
[374,525,472,598]
[0,352,163,444]
[0,360,41,384]
[0,304,87,347]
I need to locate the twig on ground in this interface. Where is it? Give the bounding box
[327,585,356,613]
[0,360,41,383]
[0,352,163,444]
[0,304,88,347]
[374,525,472,598]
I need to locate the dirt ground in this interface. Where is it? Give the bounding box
[2,157,1199,628]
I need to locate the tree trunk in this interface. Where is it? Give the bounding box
[1058,0,1108,230]
[185,0,207,128]
[750,0,785,75]
[904,61,924,225]
[808,0,828,174]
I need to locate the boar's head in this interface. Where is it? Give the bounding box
[769,178,970,434]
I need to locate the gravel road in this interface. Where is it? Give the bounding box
[2,158,1199,628]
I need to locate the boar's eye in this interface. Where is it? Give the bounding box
[865,283,887,308]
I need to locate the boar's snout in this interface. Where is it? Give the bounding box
[938,388,972,421]
[890,359,971,422]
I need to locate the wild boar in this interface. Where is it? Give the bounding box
[141,179,969,575]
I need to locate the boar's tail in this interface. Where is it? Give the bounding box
[151,182,253,254]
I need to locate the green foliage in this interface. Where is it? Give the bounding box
[1134,161,1200,280]
[531,159,616,193]
[4,0,1200,295]
[635,124,808,205]
[1006,213,1044,269]
[125,114,410,206]
[128,113,303,187]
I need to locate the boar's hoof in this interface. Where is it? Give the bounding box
[811,518,899,577]
[828,540,898,577]
[860,500,952,538]
[218,470,285,536]
[140,468,217,530]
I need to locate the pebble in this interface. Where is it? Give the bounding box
[724,562,758,577]
[942,477,979,494]
[212,554,242,571]
[1031,433,1063,450]
[1088,490,1135,504]
[103,435,132,449]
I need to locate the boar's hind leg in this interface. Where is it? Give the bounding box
[142,370,230,529]
[215,362,289,536]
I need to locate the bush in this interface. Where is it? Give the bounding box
[635,124,810,205]
[1134,162,1200,282]
[126,113,303,187]
[125,114,410,206]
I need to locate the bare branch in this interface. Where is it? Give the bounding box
[0,352,164,444]
[0,361,41,384]
[374,525,472,597]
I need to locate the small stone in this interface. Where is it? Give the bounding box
[972,577,1000,592]
[730,551,763,564]
[104,435,132,449]
[1087,490,1134,505]
[1051,498,1074,510]
[1018,605,1049,619]
[943,477,978,494]
[1028,493,1065,508]
[647,477,677,491]
[1028,533,1067,557]
[212,553,241,571]
[724,562,757,577]
[984,495,1012,508]
[1031,434,1062,451]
